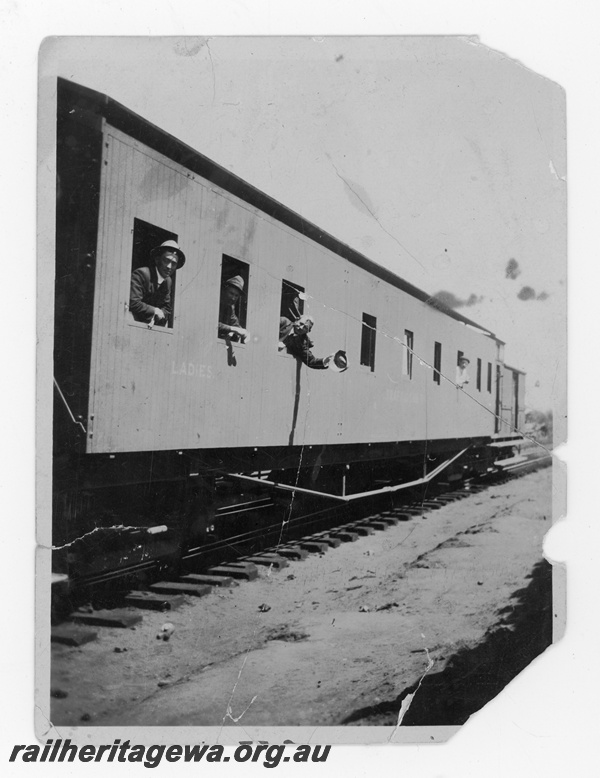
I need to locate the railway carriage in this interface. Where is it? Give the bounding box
[53,79,524,584]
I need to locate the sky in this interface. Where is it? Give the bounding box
[41,35,566,413]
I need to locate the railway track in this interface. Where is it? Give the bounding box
[51,451,552,639]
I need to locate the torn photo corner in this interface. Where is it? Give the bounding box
[37,35,566,746]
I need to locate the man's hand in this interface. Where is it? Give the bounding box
[229,326,249,343]
[154,307,166,321]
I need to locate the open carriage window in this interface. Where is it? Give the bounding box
[360,313,377,372]
[218,255,249,341]
[403,329,414,378]
[129,218,178,329]
[280,280,304,321]
[433,341,442,384]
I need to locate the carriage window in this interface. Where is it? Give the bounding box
[487,362,493,393]
[477,358,482,391]
[403,330,414,378]
[129,218,178,329]
[218,255,249,341]
[280,280,304,322]
[360,314,377,371]
[433,342,442,384]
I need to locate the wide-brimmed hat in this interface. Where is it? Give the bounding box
[151,240,186,268]
[225,275,245,295]
[330,349,349,373]
[279,317,295,340]
[458,357,470,365]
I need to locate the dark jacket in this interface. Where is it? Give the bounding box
[279,317,328,369]
[218,300,242,340]
[129,266,172,325]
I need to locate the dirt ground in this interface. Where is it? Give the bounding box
[50,466,555,728]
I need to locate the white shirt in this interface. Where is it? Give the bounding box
[153,269,167,320]
[456,366,470,387]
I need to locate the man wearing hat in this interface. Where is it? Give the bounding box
[456,355,470,387]
[218,275,249,343]
[129,239,185,326]
[279,314,346,371]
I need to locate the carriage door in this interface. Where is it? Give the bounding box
[494,364,502,433]
[512,371,519,430]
